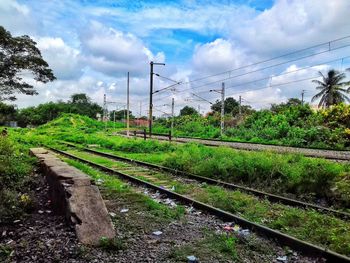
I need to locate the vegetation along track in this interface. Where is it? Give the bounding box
[48,145,350,262]
[124,132,350,162]
[62,141,350,220]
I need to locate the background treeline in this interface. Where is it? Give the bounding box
[154,99,350,150]
[0,93,103,127]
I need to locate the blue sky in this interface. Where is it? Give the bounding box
[1,0,350,114]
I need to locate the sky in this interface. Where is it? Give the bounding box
[1,0,350,116]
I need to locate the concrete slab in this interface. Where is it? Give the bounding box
[67,185,115,245]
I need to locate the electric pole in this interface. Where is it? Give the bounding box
[301,90,306,105]
[149,61,165,137]
[209,83,225,136]
[239,95,242,115]
[103,94,107,129]
[221,82,225,136]
[171,98,174,137]
[127,72,130,137]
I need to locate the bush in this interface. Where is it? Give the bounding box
[0,136,35,223]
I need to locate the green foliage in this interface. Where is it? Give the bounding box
[179,106,198,116]
[226,103,350,149]
[162,143,350,203]
[99,237,125,251]
[0,25,55,101]
[0,102,16,125]
[16,94,103,127]
[153,115,220,138]
[311,69,350,108]
[109,109,134,120]
[155,103,350,150]
[168,232,237,261]
[0,244,12,262]
[0,136,35,222]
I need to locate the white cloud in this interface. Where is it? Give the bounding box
[80,21,165,77]
[234,0,350,56]
[192,39,248,75]
[0,0,37,35]
[36,37,83,80]
[86,3,257,37]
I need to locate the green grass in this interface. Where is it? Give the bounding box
[65,150,350,256]
[168,232,237,262]
[63,158,185,220]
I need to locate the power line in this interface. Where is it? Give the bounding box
[181,34,350,85]
[151,55,350,103]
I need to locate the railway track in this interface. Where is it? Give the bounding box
[47,145,350,262]
[62,141,350,221]
[121,132,350,162]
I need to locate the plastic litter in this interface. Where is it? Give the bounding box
[277,256,287,262]
[187,255,198,262]
[152,231,163,236]
[109,212,116,218]
[171,186,176,191]
[164,198,177,207]
[96,178,104,185]
[120,208,129,213]
[238,229,250,237]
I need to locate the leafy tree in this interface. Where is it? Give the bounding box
[179,106,198,116]
[211,97,239,114]
[311,69,350,108]
[16,94,103,127]
[110,109,134,120]
[0,102,16,124]
[271,98,302,113]
[211,97,253,116]
[0,26,56,101]
[70,93,91,104]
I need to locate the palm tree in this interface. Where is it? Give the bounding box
[311,69,350,108]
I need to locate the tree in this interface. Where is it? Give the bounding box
[109,109,134,120]
[211,97,239,115]
[271,98,302,113]
[0,26,55,101]
[311,69,350,108]
[179,106,198,116]
[0,102,16,124]
[70,93,91,104]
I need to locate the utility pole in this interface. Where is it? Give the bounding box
[113,108,116,130]
[301,90,306,105]
[171,98,175,137]
[149,61,165,137]
[220,82,225,136]
[198,105,201,115]
[239,95,242,115]
[209,83,225,136]
[127,72,130,137]
[103,94,107,129]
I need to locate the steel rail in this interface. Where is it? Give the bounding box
[61,141,350,220]
[47,146,350,262]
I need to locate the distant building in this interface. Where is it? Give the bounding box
[132,119,148,127]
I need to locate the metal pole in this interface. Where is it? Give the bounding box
[239,95,242,115]
[127,72,130,137]
[149,61,154,137]
[103,94,107,129]
[301,90,305,105]
[171,97,174,138]
[113,108,116,130]
[221,82,225,136]
[123,105,126,126]
[148,61,165,137]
